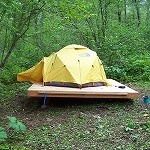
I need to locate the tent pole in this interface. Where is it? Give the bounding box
[78,60,82,88]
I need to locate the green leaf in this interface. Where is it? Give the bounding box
[7,116,26,132]
[127,121,136,129]
[0,127,7,142]
[7,116,17,123]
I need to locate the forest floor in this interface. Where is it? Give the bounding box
[0,82,150,150]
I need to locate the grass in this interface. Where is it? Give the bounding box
[0,81,150,150]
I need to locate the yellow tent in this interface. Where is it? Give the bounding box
[17,44,110,88]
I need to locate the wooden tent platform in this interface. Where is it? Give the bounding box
[28,79,138,99]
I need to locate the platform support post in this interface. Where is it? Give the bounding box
[41,92,47,109]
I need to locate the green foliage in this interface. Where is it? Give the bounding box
[105,66,127,81]
[105,51,150,82]
[0,0,45,68]
[127,121,136,129]
[7,116,27,132]
[0,127,7,142]
[0,0,149,84]
[125,54,150,81]
[125,121,136,132]
[134,117,150,135]
[0,116,27,142]
[0,145,30,150]
[146,118,150,130]
[124,118,150,133]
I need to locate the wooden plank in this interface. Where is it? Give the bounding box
[27,79,139,99]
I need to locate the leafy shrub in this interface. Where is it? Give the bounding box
[124,54,150,81]
[105,65,127,81]
[0,116,27,142]
[104,51,150,82]
[0,65,23,84]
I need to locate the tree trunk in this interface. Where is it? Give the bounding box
[0,34,18,68]
[117,0,122,23]
[134,0,141,26]
[98,0,108,44]
[124,0,127,23]
[146,1,150,25]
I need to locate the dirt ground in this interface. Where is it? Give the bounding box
[1,84,149,129]
[0,83,150,149]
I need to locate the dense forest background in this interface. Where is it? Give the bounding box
[0,0,150,85]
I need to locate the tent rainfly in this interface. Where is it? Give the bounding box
[17,44,111,88]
